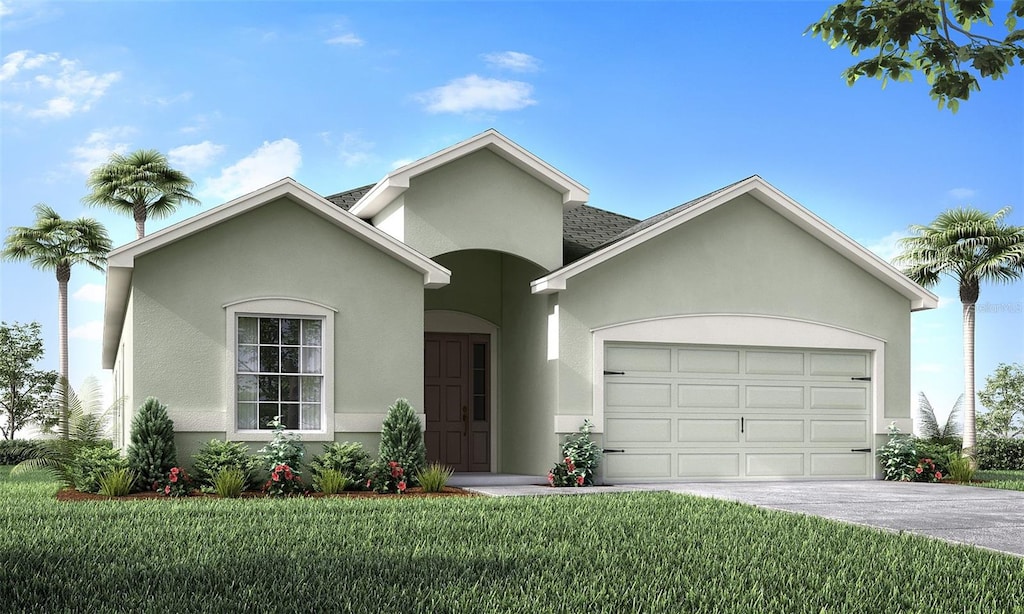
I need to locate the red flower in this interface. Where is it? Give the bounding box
[272,472,280,482]
[170,467,180,475]
[389,461,399,467]
[169,473,178,483]
[391,467,401,478]
[576,475,584,486]
[283,467,293,479]
[164,485,171,495]
[915,467,923,474]
[547,472,555,485]
[397,480,407,493]
[366,479,372,488]
[935,472,943,480]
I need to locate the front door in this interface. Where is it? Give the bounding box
[424,333,490,471]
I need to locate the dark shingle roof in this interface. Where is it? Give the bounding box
[324,184,375,211]
[562,205,639,263]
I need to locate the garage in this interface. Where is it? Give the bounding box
[602,343,873,481]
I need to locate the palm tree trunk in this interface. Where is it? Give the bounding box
[57,266,70,439]
[134,203,146,239]
[962,300,977,467]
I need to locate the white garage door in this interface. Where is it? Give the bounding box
[603,343,873,481]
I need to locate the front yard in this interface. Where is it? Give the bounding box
[1,468,1022,613]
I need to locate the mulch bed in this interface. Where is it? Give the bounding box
[56,486,476,502]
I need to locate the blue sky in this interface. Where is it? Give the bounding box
[1,1,1022,429]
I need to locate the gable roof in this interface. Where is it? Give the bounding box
[347,129,589,219]
[562,204,640,264]
[531,175,939,311]
[325,184,375,211]
[102,178,451,367]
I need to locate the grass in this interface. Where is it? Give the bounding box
[974,469,1024,492]
[1,468,1023,613]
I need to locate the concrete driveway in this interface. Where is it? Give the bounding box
[659,480,1024,557]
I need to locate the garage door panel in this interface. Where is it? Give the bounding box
[810,453,870,477]
[745,351,804,376]
[677,384,739,408]
[677,349,740,374]
[606,346,671,373]
[606,417,672,443]
[810,387,867,410]
[607,382,672,407]
[810,419,867,442]
[745,386,804,409]
[605,453,672,479]
[810,352,868,377]
[745,419,804,443]
[678,418,740,442]
[678,454,740,477]
[746,453,805,476]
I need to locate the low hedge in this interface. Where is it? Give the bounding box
[0,439,45,465]
[976,437,1024,470]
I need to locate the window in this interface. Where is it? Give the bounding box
[236,316,323,431]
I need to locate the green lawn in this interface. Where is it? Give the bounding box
[1,469,1022,613]
[975,469,1024,492]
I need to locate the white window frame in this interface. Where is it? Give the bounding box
[224,297,336,442]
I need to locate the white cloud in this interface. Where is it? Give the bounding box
[203,138,302,201]
[1,50,120,118]
[948,187,975,201]
[72,283,105,303]
[142,91,193,107]
[415,75,536,114]
[326,33,364,46]
[482,51,540,72]
[863,230,906,263]
[69,321,103,341]
[168,141,225,172]
[69,127,133,174]
[338,133,374,167]
[0,1,12,17]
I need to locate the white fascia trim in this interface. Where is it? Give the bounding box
[531,176,938,312]
[102,266,132,368]
[349,129,589,219]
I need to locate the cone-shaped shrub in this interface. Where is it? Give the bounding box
[127,397,177,490]
[378,398,426,484]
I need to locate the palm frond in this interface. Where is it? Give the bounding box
[916,392,941,439]
[941,395,964,438]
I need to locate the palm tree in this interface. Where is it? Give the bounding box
[916,392,963,441]
[2,205,112,438]
[896,207,1024,464]
[83,149,200,239]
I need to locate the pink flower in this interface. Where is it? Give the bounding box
[547,472,555,485]
[391,467,401,478]
[915,467,923,474]
[169,473,178,483]
[164,485,171,495]
[576,475,584,486]
[935,472,943,480]
[366,479,372,488]
[170,467,180,475]
[397,480,407,493]
[272,472,280,482]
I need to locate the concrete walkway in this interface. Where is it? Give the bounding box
[458,477,1024,557]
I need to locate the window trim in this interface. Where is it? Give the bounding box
[225,297,336,442]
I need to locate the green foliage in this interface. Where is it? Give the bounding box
[0,321,59,440]
[878,423,919,481]
[416,462,454,493]
[69,445,127,494]
[314,469,349,495]
[378,398,426,484]
[807,0,1024,111]
[127,397,177,490]
[549,419,602,487]
[158,466,194,497]
[190,439,259,489]
[945,453,977,483]
[976,437,1024,469]
[977,362,1024,438]
[915,437,961,475]
[366,460,409,494]
[261,463,306,497]
[916,392,962,441]
[975,469,1024,491]
[0,439,45,465]
[257,418,304,474]
[212,468,246,498]
[4,473,1024,613]
[309,441,370,490]
[98,468,137,497]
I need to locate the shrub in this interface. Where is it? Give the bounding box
[315,469,349,495]
[549,420,602,487]
[262,463,305,497]
[257,418,304,474]
[126,397,177,490]
[416,462,453,493]
[915,438,961,476]
[212,468,245,498]
[877,423,918,481]
[366,460,408,494]
[158,466,193,497]
[69,445,127,494]
[945,454,976,483]
[0,439,45,465]
[378,399,426,485]
[912,457,942,482]
[98,468,136,496]
[309,441,371,490]
[191,439,259,489]
[976,437,1024,470]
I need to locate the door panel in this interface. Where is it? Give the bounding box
[424,332,490,472]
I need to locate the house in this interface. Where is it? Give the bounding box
[102,130,938,481]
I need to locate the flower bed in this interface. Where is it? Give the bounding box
[55,485,475,502]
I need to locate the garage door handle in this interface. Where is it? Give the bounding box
[850,448,872,453]
[603,449,625,454]
[603,370,625,375]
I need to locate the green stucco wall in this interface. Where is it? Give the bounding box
[398,149,564,271]
[557,194,913,424]
[128,196,426,448]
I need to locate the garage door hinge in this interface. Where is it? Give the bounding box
[603,370,625,375]
[850,448,872,453]
[850,376,871,381]
[603,449,625,454]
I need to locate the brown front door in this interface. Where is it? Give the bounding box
[424,332,490,472]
